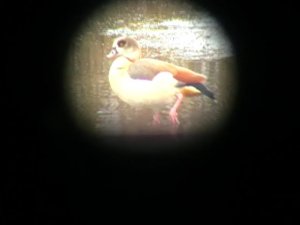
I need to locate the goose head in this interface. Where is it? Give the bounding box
[107,36,141,62]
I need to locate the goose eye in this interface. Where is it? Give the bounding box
[117,40,126,48]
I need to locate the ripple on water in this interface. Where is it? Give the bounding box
[101,17,233,60]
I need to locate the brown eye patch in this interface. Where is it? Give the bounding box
[117,40,126,47]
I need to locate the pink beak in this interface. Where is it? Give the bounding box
[106,48,118,59]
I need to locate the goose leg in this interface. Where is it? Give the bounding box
[169,93,184,127]
[152,111,161,125]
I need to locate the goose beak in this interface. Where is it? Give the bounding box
[106,47,118,59]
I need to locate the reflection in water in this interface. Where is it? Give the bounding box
[65,0,236,137]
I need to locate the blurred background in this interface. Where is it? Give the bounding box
[4,0,298,224]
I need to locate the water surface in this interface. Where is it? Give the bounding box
[65,0,237,137]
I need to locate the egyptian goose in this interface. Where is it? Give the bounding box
[106,36,215,127]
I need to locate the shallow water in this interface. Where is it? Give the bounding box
[65,0,237,136]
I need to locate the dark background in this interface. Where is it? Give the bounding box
[4,0,298,224]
